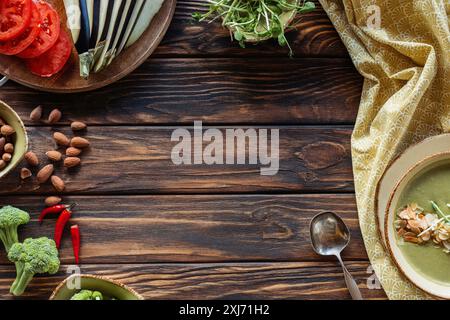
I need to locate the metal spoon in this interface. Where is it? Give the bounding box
[310,211,363,300]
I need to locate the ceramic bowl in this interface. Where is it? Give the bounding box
[376,134,450,248]
[0,100,28,179]
[385,151,450,299]
[49,274,144,300]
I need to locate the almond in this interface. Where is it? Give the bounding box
[70,137,90,148]
[20,168,32,179]
[46,150,62,162]
[2,153,11,162]
[51,175,65,192]
[37,164,54,184]
[0,137,5,151]
[64,157,81,168]
[4,143,13,153]
[45,196,61,206]
[48,108,62,124]
[71,121,87,131]
[1,125,15,136]
[66,147,81,157]
[24,151,39,166]
[30,105,43,121]
[0,160,6,170]
[53,132,70,146]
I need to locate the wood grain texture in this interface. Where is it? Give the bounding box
[0,194,365,264]
[0,262,387,300]
[155,0,348,57]
[0,58,361,125]
[0,0,377,300]
[0,126,353,194]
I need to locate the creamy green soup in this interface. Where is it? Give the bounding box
[396,160,450,285]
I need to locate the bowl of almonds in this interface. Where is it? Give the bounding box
[0,100,28,179]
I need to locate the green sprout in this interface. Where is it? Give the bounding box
[193,0,316,56]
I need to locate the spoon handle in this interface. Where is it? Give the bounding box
[336,254,363,300]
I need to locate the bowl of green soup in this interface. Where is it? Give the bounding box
[50,274,144,300]
[386,152,450,299]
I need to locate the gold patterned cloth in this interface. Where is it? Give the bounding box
[318,0,450,299]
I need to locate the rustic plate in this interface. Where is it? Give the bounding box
[0,0,176,93]
[376,134,450,247]
[0,100,28,179]
[50,274,144,300]
[385,151,450,299]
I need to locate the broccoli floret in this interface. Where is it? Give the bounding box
[8,237,60,296]
[71,290,104,300]
[0,206,30,252]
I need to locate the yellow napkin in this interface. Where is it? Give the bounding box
[318,0,450,299]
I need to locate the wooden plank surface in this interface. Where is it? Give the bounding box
[0,194,365,264]
[0,0,382,300]
[0,126,353,194]
[0,262,387,300]
[0,58,361,126]
[156,0,348,58]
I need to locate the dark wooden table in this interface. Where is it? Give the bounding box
[0,0,387,299]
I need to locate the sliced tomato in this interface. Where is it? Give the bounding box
[17,0,60,59]
[0,2,39,55]
[26,29,72,77]
[0,0,32,41]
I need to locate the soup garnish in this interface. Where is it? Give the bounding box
[396,202,450,253]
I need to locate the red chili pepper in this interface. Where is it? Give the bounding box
[54,206,74,249]
[70,225,80,264]
[39,203,76,224]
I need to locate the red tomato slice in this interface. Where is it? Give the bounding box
[17,0,60,59]
[0,0,32,41]
[26,29,72,77]
[0,2,39,55]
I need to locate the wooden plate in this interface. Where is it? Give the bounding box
[0,0,176,93]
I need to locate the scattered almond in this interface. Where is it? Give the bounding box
[20,168,32,179]
[64,157,81,168]
[0,160,6,170]
[30,105,43,121]
[48,108,62,124]
[66,147,81,157]
[2,153,11,162]
[53,132,70,146]
[71,121,87,131]
[24,151,39,166]
[45,196,61,206]
[46,150,62,162]
[36,164,54,184]
[4,143,13,153]
[1,125,15,136]
[70,137,90,148]
[51,175,65,192]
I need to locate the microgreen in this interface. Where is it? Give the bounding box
[193,0,316,56]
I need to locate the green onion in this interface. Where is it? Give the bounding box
[193,0,316,56]
[430,201,450,223]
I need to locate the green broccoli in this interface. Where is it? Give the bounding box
[71,290,104,300]
[0,206,30,252]
[8,237,60,296]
